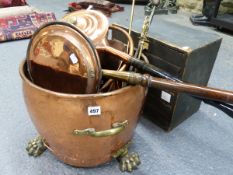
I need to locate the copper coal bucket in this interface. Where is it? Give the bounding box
[19,60,147,167]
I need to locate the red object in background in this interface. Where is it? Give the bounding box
[68,2,82,10]
[0,0,27,7]
[68,1,124,17]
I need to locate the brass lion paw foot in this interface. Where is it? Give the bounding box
[112,142,141,172]
[26,136,47,157]
[119,152,141,172]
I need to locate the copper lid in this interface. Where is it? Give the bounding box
[27,21,101,94]
[62,10,109,46]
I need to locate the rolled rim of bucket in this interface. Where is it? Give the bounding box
[19,59,145,98]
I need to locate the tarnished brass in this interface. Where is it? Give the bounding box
[112,142,130,159]
[73,120,128,137]
[26,136,47,157]
[119,153,141,172]
[20,60,147,167]
[128,0,136,37]
[112,142,141,173]
[135,3,156,59]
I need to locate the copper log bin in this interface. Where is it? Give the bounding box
[20,60,147,167]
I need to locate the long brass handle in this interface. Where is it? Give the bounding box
[73,120,128,137]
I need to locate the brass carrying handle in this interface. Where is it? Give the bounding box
[73,120,128,137]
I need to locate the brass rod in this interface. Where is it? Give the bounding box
[135,4,156,59]
[127,0,136,53]
[128,0,136,36]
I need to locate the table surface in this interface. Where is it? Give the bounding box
[1,1,233,175]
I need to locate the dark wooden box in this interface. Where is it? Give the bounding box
[112,20,222,131]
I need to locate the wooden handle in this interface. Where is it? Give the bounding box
[150,77,233,104]
[96,46,181,82]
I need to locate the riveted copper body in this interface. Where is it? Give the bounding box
[20,60,147,167]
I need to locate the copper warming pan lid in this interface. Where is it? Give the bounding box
[27,21,102,94]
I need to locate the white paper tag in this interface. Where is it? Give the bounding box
[88,106,101,116]
[161,91,171,103]
[70,53,78,64]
